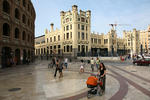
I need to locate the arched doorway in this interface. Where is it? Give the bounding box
[28,50,30,58]
[15,49,20,65]
[81,45,85,56]
[3,23,10,36]
[1,47,12,68]
[23,49,27,64]
[3,0,10,14]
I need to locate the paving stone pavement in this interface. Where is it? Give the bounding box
[0,59,150,100]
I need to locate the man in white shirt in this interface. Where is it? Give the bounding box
[64,58,68,69]
[90,58,95,72]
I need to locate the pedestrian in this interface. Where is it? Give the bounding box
[96,57,100,71]
[79,61,85,73]
[13,56,17,66]
[52,57,56,68]
[98,62,106,93]
[90,58,95,72]
[54,59,59,77]
[64,58,68,69]
[59,60,64,78]
[20,56,23,64]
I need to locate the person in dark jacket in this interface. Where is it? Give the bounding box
[54,59,59,77]
[98,63,106,92]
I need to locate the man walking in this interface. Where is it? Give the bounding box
[54,59,59,77]
[64,58,68,69]
[90,58,95,72]
[96,57,100,71]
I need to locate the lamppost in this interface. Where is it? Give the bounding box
[47,47,49,60]
[140,44,143,55]
[130,34,134,59]
[124,45,125,55]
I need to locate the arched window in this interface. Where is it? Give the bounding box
[28,34,30,41]
[15,28,19,39]
[22,14,26,24]
[28,4,30,11]
[3,23,10,36]
[22,31,26,40]
[23,0,26,7]
[27,19,30,26]
[67,45,69,52]
[31,36,32,43]
[15,8,20,19]
[3,0,10,14]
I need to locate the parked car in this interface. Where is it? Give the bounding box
[133,58,150,66]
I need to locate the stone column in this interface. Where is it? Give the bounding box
[0,46,2,68]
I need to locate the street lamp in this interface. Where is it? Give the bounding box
[130,34,134,59]
[140,44,143,55]
[124,45,125,55]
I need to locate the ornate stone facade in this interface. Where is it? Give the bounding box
[0,0,36,68]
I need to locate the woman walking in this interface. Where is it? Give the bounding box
[98,63,106,92]
[54,59,59,77]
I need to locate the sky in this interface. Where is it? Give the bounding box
[31,0,150,37]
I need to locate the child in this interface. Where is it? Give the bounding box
[80,65,84,73]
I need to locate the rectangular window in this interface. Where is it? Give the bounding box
[58,35,60,41]
[128,42,130,46]
[86,26,88,31]
[86,46,88,52]
[64,34,65,40]
[64,27,65,31]
[70,32,72,39]
[78,32,80,39]
[54,36,56,42]
[38,49,40,54]
[50,50,52,54]
[81,25,84,30]
[54,45,56,49]
[70,24,72,30]
[98,39,101,44]
[78,24,80,29]
[67,33,69,40]
[81,17,85,22]
[47,38,49,43]
[82,32,84,40]
[58,45,61,48]
[94,39,97,43]
[78,45,80,52]
[70,45,72,52]
[50,37,52,42]
[67,46,69,52]
[91,38,93,43]
[66,25,69,31]
[86,33,88,40]
[64,46,65,52]
[104,39,108,44]
[44,48,46,54]
[78,18,80,21]
[50,46,52,49]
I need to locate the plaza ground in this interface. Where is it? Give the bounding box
[0,59,150,100]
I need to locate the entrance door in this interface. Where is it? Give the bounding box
[23,49,27,64]
[81,45,85,56]
[15,49,20,65]
[1,47,12,68]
